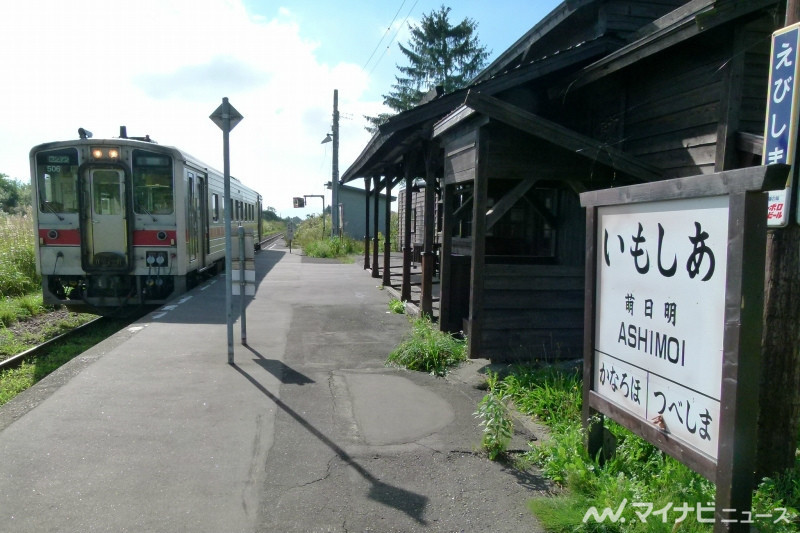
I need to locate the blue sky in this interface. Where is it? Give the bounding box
[0,0,561,216]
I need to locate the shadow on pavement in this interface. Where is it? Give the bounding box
[230,362,429,525]
[245,345,314,386]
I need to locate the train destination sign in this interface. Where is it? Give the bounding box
[580,164,788,531]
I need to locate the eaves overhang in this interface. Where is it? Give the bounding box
[550,0,779,97]
[434,91,663,183]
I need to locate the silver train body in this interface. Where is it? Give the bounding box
[30,133,262,314]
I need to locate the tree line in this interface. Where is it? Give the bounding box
[0,173,31,214]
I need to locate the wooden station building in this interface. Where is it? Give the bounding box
[342,0,781,362]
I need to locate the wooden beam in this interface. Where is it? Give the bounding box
[486,177,538,230]
[467,128,489,359]
[463,91,663,182]
[715,25,746,171]
[552,0,776,96]
[453,193,473,218]
[522,194,558,228]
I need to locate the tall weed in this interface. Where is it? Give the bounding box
[501,365,799,531]
[0,209,38,297]
[475,371,513,460]
[387,315,466,376]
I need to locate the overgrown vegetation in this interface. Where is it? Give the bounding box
[386,315,467,376]
[475,371,513,460]
[388,298,405,314]
[0,209,39,297]
[493,364,800,532]
[289,213,366,259]
[304,235,363,259]
[0,318,126,406]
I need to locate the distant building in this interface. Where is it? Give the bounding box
[336,183,394,241]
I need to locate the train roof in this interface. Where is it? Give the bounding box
[30,137,259,196]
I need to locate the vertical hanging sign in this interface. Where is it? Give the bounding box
[763,22,800,226]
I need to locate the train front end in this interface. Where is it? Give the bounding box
[31,134,179,314]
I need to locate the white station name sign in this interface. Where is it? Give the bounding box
[594,196,728,459]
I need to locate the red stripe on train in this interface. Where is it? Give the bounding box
[38,229,80,246]
[133,230,177,246]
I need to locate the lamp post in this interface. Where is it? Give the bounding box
[321,89,339,238]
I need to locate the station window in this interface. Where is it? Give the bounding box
[487,185,558,261]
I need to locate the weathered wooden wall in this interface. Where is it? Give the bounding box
[479,264,584,362]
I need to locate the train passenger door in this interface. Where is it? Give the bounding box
[186,171,207,269]
[197,175,208,268]
[85,168,129,270]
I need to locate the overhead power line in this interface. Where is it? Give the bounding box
[362,0,407,72]
[367,0,420,77]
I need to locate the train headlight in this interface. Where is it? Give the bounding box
[91,147,120,160]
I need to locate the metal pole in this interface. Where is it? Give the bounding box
[332,89,340,238]
[223,99,234,364]
[239,225,247,345]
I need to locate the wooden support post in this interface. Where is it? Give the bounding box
[421,143,436,317]
[364,177,370,270]
[372,176,381,279]
[467,130,487,359]
[401,160,413,301]
[382,176,393,287]
[439,182,454,332]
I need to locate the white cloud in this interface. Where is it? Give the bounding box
[0,0,387,216]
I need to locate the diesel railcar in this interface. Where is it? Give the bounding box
[31,128,262,314]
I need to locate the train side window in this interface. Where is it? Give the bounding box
[212,194,219,222]
[132,150,173,215]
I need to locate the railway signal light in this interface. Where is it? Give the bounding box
[293,197,305,208]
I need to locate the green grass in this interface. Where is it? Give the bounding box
[388,298,405,314]
[0,318,122,406]
[0,210,38,297]
[495,365,800,532]
[386,315,467,376]
[0,306,95,357]
[303,235,363,259]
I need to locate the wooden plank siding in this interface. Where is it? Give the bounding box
[621,36,728,177]
[738,15,773,138]
[443,132,478,185]
[429,1,780,365]
[479,264,584,362]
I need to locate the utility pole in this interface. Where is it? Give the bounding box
[332,89,340,238]
[757,0,800,477]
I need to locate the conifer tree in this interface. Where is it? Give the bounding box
[366,5,489,132]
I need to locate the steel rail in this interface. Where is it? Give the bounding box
[0,316,106,372]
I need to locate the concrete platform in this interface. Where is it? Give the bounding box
[0,241,546,532]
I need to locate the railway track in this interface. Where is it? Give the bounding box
[1,235,285,374]
[0,315,136,373]
[259,232,284,247]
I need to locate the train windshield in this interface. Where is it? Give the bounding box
[35,148,79,213]
[132,150,173,215]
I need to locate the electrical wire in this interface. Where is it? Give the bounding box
[362,0,407,72]
[368,0,420,76]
